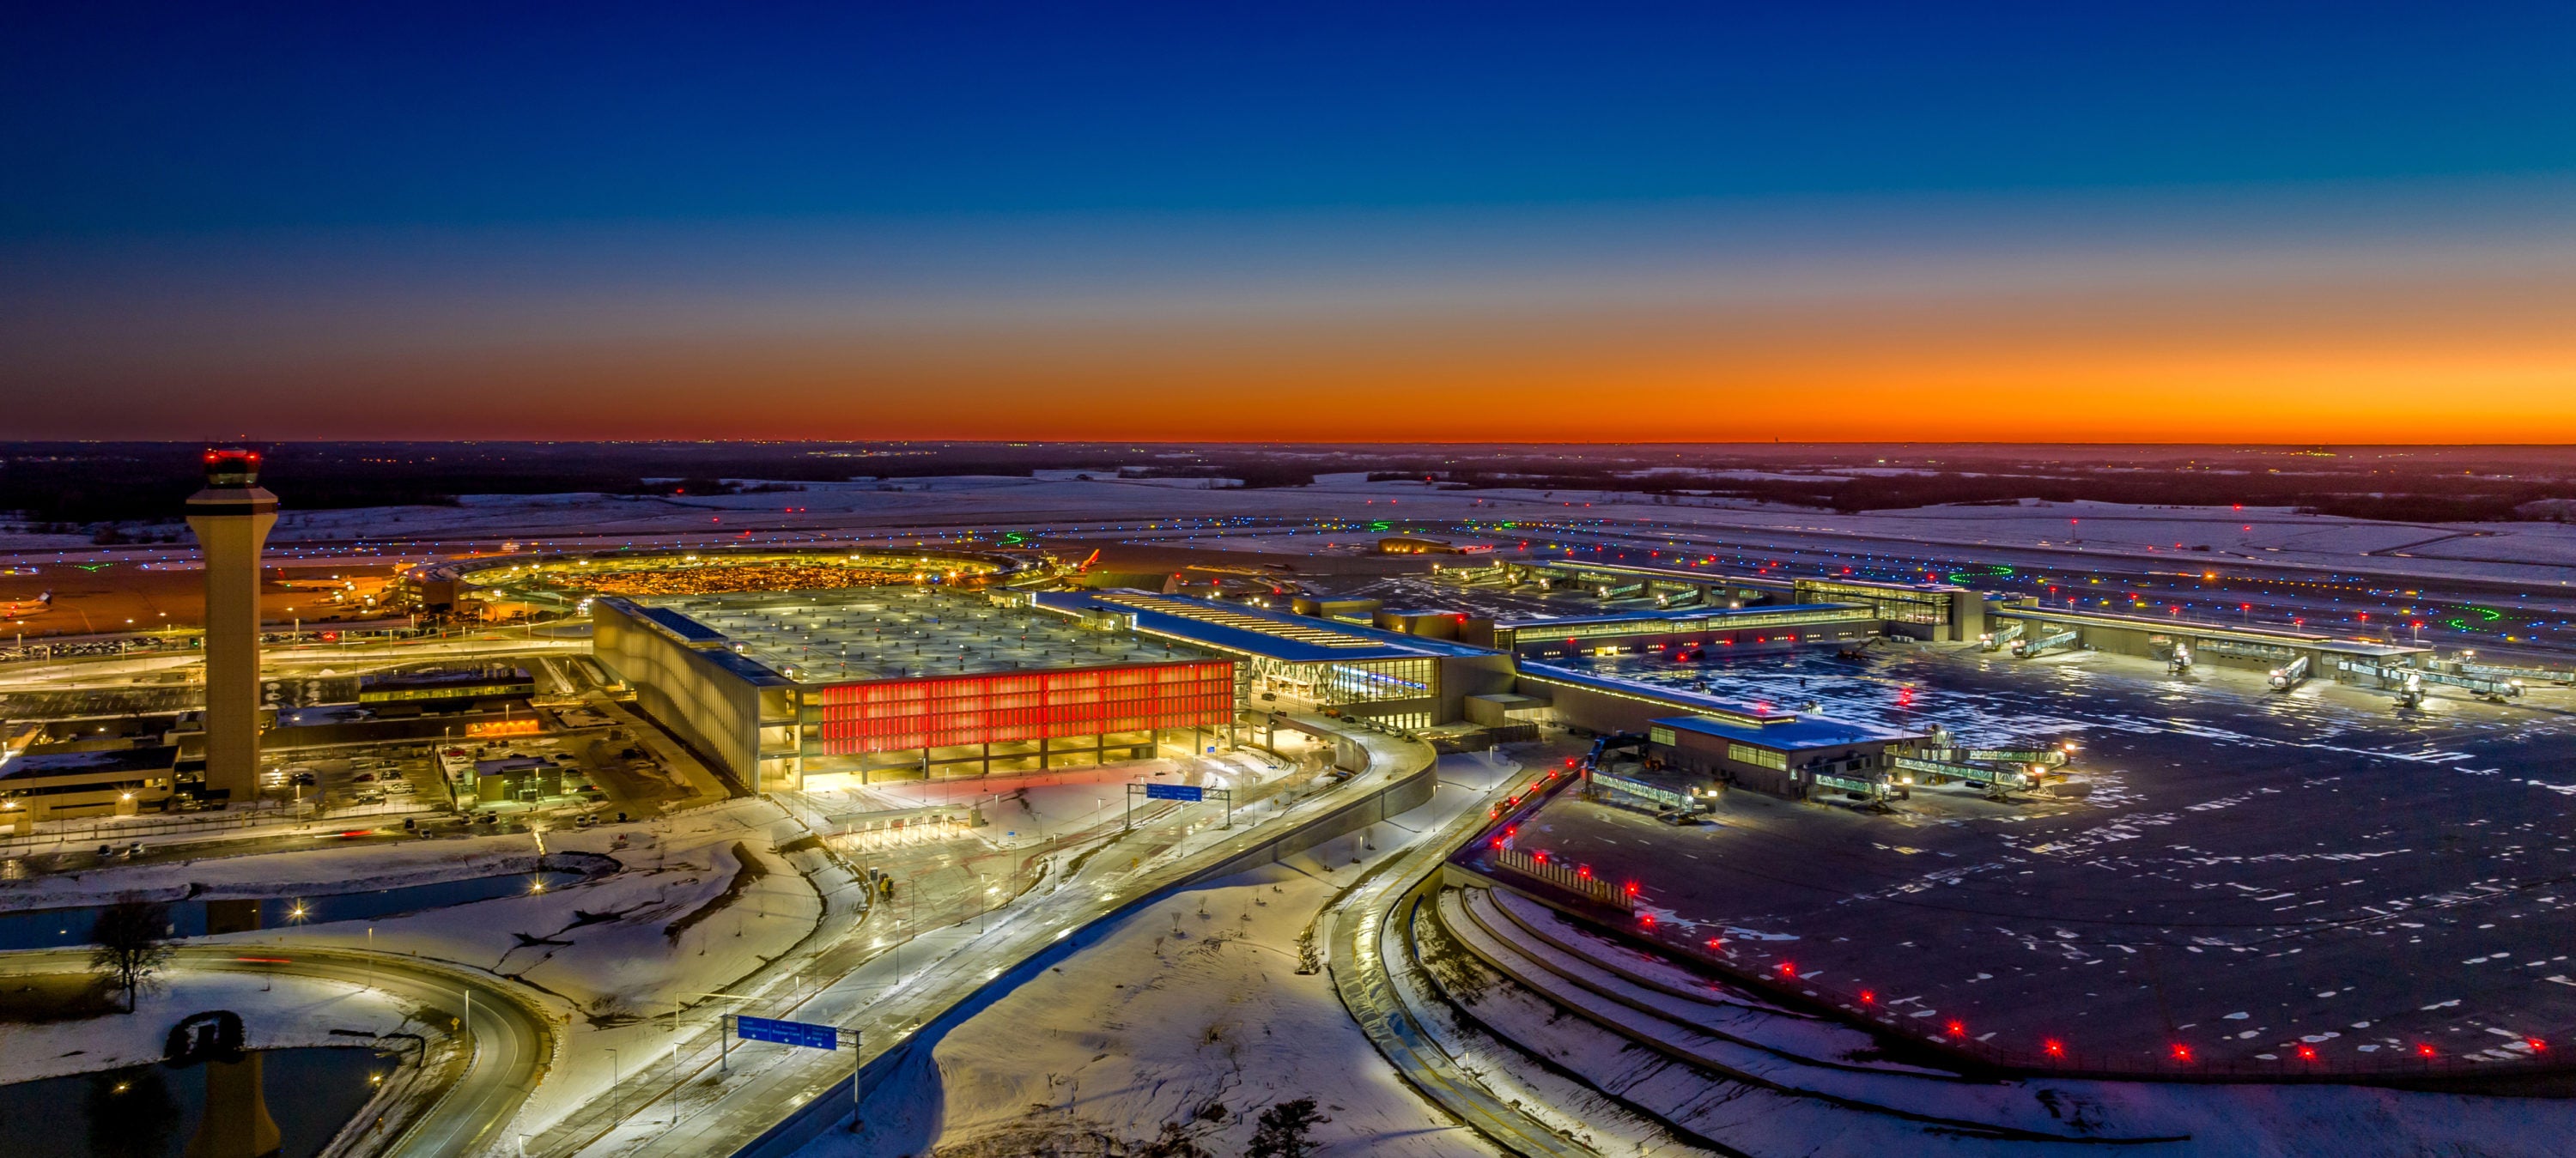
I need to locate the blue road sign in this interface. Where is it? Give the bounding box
[1144,783,1205,802]
[737,1015,839,1050]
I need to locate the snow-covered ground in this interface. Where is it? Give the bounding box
[0,830,573,911]
[0,969,417,1085]
[796,749,1528,1158]
[185,798,829,1137]
[12,474,2575,592]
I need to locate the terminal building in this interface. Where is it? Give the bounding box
[0,745,181,828]
[1449,560,1986,642]
[588,552,2456,808]
[1028,591,1517,731]
[1491,603,1880,658]
[1645,710,1923,800]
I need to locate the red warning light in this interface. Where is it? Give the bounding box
[2416,1044,2437,1058]
[1858,990,1874,1004]
[2171,1044,2193,1063]
[2044,1039,2064,1058]
[1947,1020,1965,1037]
[2530,1038,2549,1052]
[2296,1045,2318,1062]
[1777,961,1795,977]
[1638,912,1656,927]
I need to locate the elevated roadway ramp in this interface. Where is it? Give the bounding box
[710,726,1447,1158]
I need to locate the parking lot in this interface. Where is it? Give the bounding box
[1489,644,2576,1068]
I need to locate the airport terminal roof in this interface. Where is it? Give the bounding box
[1985,605,2432,657]
[359,665,532,691]
[1652,713,1917,752]
[1032,591,1502,664]
[622,588,1219,684]
[1495,603,1872,630]
[3,744,180,781]
[1516,662,1928,740]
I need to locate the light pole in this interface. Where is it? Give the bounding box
[606,1046,619,1088]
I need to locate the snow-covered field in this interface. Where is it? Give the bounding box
[11,473,2575,591]
[0,831,579,911]
[797,750,1528,1158]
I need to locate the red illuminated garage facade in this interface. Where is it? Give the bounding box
[810,660,1236,769]
[594,589,1247,790]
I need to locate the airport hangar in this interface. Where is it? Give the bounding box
[589,558,2439,803]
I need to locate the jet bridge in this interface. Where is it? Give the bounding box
[1595,581,1646,600]
[2012,626,2079,658]
[2269,654,2312,691]
[1887,753,2035,793]
[1654,585,1703,609]
[2446,658,2569,687]
[2340,658,2519,702]
[1979,621,2023,652]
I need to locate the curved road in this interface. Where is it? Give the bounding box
[1325,763,1601,1158]
[0,943,554,1158]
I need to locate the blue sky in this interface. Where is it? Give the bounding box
[5,3,2573,440]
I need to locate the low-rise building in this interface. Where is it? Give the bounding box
[0,744,180,828]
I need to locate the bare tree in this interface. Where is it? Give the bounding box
[89,894,175,1013]
[1246,1098,1328,1158]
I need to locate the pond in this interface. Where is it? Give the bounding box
[0,870,574,951]
[0,1046,386,1157]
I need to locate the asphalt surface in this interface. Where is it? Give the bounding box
[1478,644,2576,1070]
[1326,744,1603,1158]
[530,725,1443,1158]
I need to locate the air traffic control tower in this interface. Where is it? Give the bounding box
[185,448,277,804]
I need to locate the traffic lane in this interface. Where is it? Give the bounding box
[611,730,1443,1157]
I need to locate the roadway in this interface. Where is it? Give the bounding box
[1324,758,1601,1158]
[0,943,555,1158]
[537,725,1439,1158]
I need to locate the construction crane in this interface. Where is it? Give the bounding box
[2269,654,2312,691]
[2012,626,2079,658]
[1979,622,2024,652]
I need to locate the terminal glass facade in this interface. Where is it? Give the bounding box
[1499,606,1874,648]
[1245,655,1438,712]
[810,660,1234,755]
[1796,580,1950,626]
